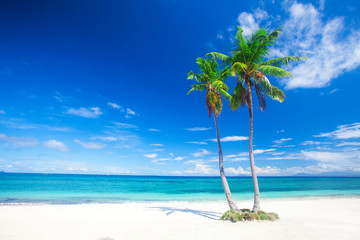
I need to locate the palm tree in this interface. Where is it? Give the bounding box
[208,26,306,212]
[187,56,239,211]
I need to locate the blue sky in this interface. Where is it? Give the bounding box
[1,0,360,176]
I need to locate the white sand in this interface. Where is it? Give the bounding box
[0,197,359,240]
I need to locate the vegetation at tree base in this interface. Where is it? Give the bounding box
[221,209,280,222]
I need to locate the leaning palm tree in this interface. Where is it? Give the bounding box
[187,56,239,211]
[208,26,306,212]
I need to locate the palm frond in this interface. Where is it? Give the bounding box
[230,82,247,110]
[268,27,282,41]
[232,62,248,73]
[187,84,207,95]
[254,83,267,111]
[219,89,231,101]
[206,52,230,63]
[261,56,307,67]
[267,85,285,102]
[258,65,292,78]
[213,80,229,92]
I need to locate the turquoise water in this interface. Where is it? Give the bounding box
[1,173,360,204]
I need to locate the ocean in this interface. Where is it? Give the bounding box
[1,173,360,204]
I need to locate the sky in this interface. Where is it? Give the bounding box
[1,0,360,176]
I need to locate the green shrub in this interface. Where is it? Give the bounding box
[220,209,280,222]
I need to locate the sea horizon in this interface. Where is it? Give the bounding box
[1,173,360,205]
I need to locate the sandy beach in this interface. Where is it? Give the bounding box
[0,197,359,240]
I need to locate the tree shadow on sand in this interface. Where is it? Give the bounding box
[149,206,222,220]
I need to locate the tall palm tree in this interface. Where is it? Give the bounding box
[187,56,239,211]
[208,26,306,212]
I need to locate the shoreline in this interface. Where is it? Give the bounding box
[1,197,360,240]
[1,193,359,206]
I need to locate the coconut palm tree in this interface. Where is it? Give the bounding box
[208,26,306,212]
[187,56,239,211]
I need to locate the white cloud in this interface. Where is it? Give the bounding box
[54,91,71,102]
[273,138,292,144]
[173,164,218,175]
[112,122,138,129]
[174,156,185,161]
[125,108,137,118]
[301,150,360,163]
[43,140,68,152]
[301,141,322,145]
[253,148,276,154]
[336,142,360,147]
[225,166,250,175]
[185,141,208,145]
[74,139,106,149]
[107,102,123,111]
[66,107,102,118]
[186,127,211,131]
[315,123,360,139]
[273,1,360,89]
[148,128,161,132]
[151,158,172,164]
[237,8,269,36]
[255,166,281,175]
[191,149,211,157]
[0,133,39,146]
[328,89,338,94]
[210,136,248,142]
[91,136,118,141]
[144,153,158,159]
[150,143,163,146]
[0,110,5,114]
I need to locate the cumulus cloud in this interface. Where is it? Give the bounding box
[315,123,360,139]
[74,139,106,149]
[43,140,68,152]
[144,153,158,159]
[0,133,39,146]
[237,8,269,36]
[191,149,211,157]
[276,1,360,89]
[186,127,211,131]
[66,107,102,118]
[210,136,248,142]
[233,1,360,90]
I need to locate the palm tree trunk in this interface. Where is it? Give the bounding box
[246,81,260,212]
[213,112,239,211]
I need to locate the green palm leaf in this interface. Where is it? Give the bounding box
[258,65,292,78]
[261,57,307,67]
